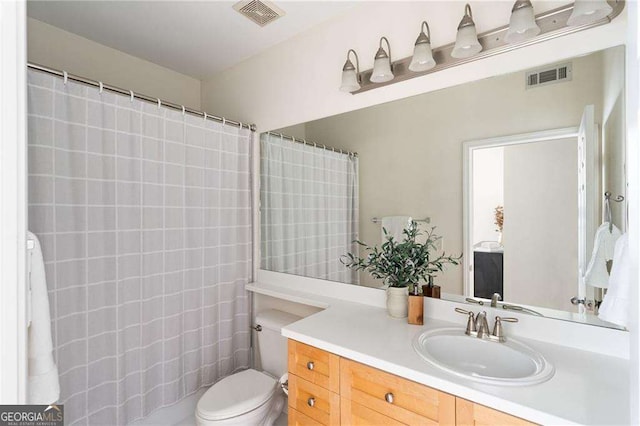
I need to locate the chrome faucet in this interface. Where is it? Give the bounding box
[475,311,490,339]
[491,293,502,308]
[455,308,518,342]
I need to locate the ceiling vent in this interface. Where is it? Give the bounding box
[525,62,572,89]
[233,0,285,27]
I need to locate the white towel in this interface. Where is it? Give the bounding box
[599,234,631,327]
[584,222,621,288]
[27,231,60,404]
[381,216,412,242]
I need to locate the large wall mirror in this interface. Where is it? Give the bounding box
[260,45,627,328]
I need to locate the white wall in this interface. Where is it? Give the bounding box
[473,148,504,244]
[201,2,626,132]
[625,2,640,422]
[0,0,28,404]
[27,18,202,109]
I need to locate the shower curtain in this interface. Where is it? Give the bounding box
[27,69,252,425]
[260,133,359,284]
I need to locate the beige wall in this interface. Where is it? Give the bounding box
[601,46,627,231]
[503,138,578,312]
[302,51,604,292]
[27,18,201,109]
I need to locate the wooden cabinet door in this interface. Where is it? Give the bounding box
[288,374,340,425]
[340,358,455,425]
[341,397,406,426]
[456,398,537,426]
[289,340,340,393]
[289,407,323,426]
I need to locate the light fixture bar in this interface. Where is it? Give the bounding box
[351,0,624,94]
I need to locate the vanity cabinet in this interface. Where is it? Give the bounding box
[288,339,537,426]
[456,399,536,426]
[340,358,455,425]
[288,340,340,425]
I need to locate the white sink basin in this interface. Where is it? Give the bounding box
[413,328,554,386]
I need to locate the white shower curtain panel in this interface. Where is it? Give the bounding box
[260,133,359,284]
[27,69,252,425]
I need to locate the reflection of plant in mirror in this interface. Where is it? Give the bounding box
[341,221,461,288]
[495,205,504,233]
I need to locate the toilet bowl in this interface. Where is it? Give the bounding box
[195,309,301,426]
[195,369,284,426]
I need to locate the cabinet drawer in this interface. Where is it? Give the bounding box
[288,340,340,393]
[288,375,340,425]
[289,407,323,426]
[456,398,537,426]
[341,398,405,426]
[340,358,455,425]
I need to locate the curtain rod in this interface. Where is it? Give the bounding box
[27,62,257,132]
[266,131,358,157]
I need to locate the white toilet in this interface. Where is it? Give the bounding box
[195,309,301,426]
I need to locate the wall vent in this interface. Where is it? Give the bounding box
[525,62,572,89]
[233,0,285,27]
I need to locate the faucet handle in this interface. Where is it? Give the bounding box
[454,308,477,335]
[492,316,518,342]
[465,297,485,306]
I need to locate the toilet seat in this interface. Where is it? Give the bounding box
[196,369,278,421]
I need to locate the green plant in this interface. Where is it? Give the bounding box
[341,221,461,288]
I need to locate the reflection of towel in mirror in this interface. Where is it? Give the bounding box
[599,234,631,327]
[584,222,621,288]
[27,231,60,404]
[381,216,412,243]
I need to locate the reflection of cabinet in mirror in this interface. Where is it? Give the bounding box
[473,250,503,299]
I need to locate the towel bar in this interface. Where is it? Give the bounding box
[371,217,431,224]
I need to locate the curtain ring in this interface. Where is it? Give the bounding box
[222,117,226,126]
[98,82,104,94]
[63,71,68,85]
[129,90,134,102]
[181,105,186,116]
[203,112,207,121]
[157,98,161,109]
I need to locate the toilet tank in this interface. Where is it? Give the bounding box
[256,309,302,378]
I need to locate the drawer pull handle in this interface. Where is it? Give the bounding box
[307,397,316,407]
[307,361,315,370]
[385,392,394,404]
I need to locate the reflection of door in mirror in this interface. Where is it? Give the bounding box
[466,124,595,314]
[466,104,611,317]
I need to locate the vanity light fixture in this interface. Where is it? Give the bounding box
[567,0,613,26]
[409,21,436,72]
[370,37,394,83]
[451,4,482,59]
[343,1,624,94]
[340,49,361,92]
[505,0,541,43]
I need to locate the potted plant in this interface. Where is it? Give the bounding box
[341,221,461,318]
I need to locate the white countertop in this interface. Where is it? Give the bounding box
[248,281,630,425]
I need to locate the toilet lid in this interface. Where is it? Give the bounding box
[197,369,277,421]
